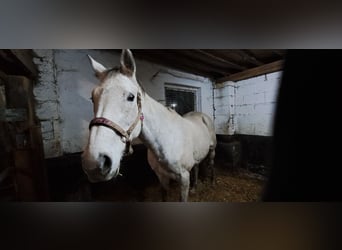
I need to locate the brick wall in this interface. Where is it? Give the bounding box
[33,50,62,158]
[214,71,282,136]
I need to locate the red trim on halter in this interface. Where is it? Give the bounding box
[89,117,128,139]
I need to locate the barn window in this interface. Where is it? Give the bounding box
[165,84,200,115]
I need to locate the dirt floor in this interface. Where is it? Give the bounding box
[89,166,267,202]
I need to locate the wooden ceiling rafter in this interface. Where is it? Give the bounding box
[217,59,284,83]
[111,49,286,83]
[238,49,264,66]
[195,50,247,71]
[133,50,233,78]
[0,49,38,79]
[170,50,241,75]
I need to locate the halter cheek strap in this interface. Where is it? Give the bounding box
[89,92,144,155]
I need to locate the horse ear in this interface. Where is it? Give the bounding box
[87,55,107,78]
[120,49,136,77]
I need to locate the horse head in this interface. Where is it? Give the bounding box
[82,49,144,182]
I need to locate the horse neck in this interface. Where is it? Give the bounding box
[139,93,180,154]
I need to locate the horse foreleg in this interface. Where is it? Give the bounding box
[147,150,170,201]
[209,146,216,186]
[159,175,170,202]
[179,170,190,202]
[190,164,199,194]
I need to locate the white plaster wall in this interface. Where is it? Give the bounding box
[33,49,213,158]
[214,71,282,136]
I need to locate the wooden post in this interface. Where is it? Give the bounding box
[2,75,49,201]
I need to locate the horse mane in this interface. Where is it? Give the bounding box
[136,79,145,94]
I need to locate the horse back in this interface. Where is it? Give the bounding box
[183,112,216,146]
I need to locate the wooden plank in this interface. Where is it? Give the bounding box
[14,149,37,201]
[6,75,35,126]
[216,60,284,83]
[0,85,6,108]
[204,49,263,68]
[0,70,8,81]
[0,108,27,122]
[176,50,241,73]
[133,50,230,78]
[2,73,49,200]
[29,125,50,200]
[195,50,246,70]
[238,50,264,66]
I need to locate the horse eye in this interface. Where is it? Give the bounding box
[90,96,94,103]
[127,93,135,102]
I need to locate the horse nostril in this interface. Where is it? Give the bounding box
[103,155,112,170]
[98,154,112,175]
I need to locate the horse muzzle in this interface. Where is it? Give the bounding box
[82,153,120,182]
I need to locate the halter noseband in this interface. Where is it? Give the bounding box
[88,92,144,155]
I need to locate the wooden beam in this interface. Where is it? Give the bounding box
[0,70,8,81]
[173,50,235,75]
[272,50,286,57]
[216,60,284,83]
[133,50,230,78]
[239,50,264,66]
[132,52,213,77]
[196,50,246,70]
[0,108,27,122]
[10,50,38,78]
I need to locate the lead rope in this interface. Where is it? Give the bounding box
[212,84,216,121]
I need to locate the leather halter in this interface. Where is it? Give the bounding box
[89,92,144,155]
